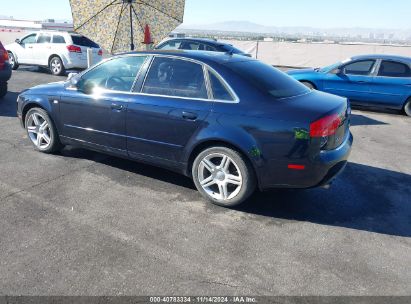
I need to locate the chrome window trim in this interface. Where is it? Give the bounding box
[67,53,240,104]
[139,54,240,104]
[206,66,239,103]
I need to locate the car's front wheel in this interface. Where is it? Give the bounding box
[49,56,65,76]
[192,146,256,207]
[25,108,63,153]
[404,98,411,117]
[8,52,19,70]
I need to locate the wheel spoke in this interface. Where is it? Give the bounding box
[226,174,242,186]
[201,176,216,188]
[218,183,228,200]
[202,159,216,173]
[220,155,230,170]
[27,126,37,134]
[32,114,40,126]
[43,133,51,144]
[40,121,48,131]
[36,134,43,147]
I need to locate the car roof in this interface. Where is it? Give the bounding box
[351,54,411,63]
[119,50,255,65]
[165,37,221,43]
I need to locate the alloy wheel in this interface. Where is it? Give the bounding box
[51,58,62,75]
[27,112,52,149]
[197,153,243,201]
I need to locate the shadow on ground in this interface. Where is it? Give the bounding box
[60,147,411,238]
[350,114,389,126]
[0,91,18,118]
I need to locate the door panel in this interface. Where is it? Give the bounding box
[368,61,411,108]
[126,95,212,164]
[60,90,129,154]
[15,34,37,64]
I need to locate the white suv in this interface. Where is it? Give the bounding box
[6,31,103,76]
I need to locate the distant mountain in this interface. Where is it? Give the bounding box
[178,21,411,40]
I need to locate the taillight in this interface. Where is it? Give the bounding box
[98,49,103,56]
[66,45,82,53]
[310,114,341,138]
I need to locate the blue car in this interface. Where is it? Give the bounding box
[288,55,411,116]
[17,51,352,207]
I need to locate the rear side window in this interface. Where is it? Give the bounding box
[378,61,411,77]
[52,35,66,44]
[208,70,234,101]
[142,57,208,99]
[37,34,51,44]
[343,60,375,75]
[226,60,310,99]
[71,35,99,48]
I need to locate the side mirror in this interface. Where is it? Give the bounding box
[15,39,21,44]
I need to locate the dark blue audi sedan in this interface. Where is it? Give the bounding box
[288,54,411,116]
[17,51,353,207]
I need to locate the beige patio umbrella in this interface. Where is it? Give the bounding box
[69,0,185,54]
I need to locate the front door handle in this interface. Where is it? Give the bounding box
[111,103,124,111]
[182,111,198,120]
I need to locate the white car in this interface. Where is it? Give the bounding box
[6,31,102,76]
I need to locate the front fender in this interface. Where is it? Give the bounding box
[18,94,60,129]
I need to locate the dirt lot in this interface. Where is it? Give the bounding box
[0,67,410,295]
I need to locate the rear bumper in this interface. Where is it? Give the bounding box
[259,131,353,190]
[0,63,12,82]
[62,54,102,70]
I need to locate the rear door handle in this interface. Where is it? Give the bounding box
[356,81,367,84]
[111,103,124,111]
[182,111,198,120]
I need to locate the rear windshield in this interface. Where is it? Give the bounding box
[71,35,99,48]
[221,44,246,55]
[226,60,310,99]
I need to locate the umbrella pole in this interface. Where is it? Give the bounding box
[129,4,134,51]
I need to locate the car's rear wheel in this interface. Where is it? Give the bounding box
[25,108,63,153]
[301,81,315,90]
[8,52,19,70]
[49,56,65,76]
[404,98,411,117]
[192,146,256,207]
[0,82,7,99]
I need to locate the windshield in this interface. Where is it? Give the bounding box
[226,60,310,99]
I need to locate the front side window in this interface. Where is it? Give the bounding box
[21,34,37,44]
[343,60,375,76]
[37,34,51,44]
[208,70,234,101]
[378,61,411,78]
[77,56,147,93]
[52,35,66,44]
[157,40,181,50]
[142,57,208,99]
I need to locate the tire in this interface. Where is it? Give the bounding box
[24,108,63,153]
[0,82,6,99]
[49,56,65,76]
[8,52,19,70]
[192,146,256,207]
[404,98,411,117]
[301,81,315,90]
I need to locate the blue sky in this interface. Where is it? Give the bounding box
[1,0,410,29]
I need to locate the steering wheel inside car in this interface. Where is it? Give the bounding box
[104,76,128,91]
